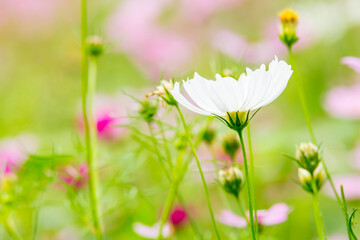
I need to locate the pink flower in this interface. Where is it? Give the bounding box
[59,163,89,189]
[169,206,188,227]
[217,203,291,228]
[324,84,360,119]
[77,94,128,141]
[0,134,38,176]
[341,57,360,74]
[106,0,193,79]
[133,222,173,239]
[326,174,360,200]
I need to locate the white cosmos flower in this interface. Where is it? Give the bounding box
[170,56,292,118]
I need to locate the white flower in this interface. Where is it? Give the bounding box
[133,222,173,239]
[170,56,292,118]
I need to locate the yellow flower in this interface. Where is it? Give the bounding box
[278,8,299,49]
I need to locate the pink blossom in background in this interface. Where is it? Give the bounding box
[169,206,188,227]
[59,163,89,189]
[133,222,173,239]
[77,94,128,141]
[179,0,243,23]
[106,0,193,79]
[341,57,360,74]
[324,84,360,119]
[0,0,60,36]
[328,235,348,240]
[326,174,360,200]
[0,134,38,176]
[217,203,291,228]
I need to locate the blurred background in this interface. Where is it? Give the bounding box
[0,0,360,239]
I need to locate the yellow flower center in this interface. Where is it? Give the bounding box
[226,111,247,124]
[279,9,298,23]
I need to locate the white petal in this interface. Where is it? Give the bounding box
[170,82,213,116]
[133,222,172,239]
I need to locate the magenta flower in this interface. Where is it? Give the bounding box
[324,84,360,119]
[133,222,173,239]
[59,163,89,189]
[217,203,291,228]
[77,94,128,141]
[341,57,360,73]
[169,206,188,227]
[0,134,38,176]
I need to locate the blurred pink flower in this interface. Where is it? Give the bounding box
[59,163,89,189]
[0,0,60,36]
[133,222,173,239]
[169,206,188,227]
[217,203,291,228]
[106,0,193,79]
[77,94,128,141]
[324,84,360,119]
[326,174,360,200]
[328,234,348,240]
[179,0,243,23]
[341,57,360,74]
[0,134,38,176]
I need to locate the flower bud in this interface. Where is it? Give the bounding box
[218,167,244,198]
[86,36,104,57]
[278,8,299,49]
[222,134,240,160]
[138,100,158,123]
[298,168,313,193]
[201,126,216,145]
[296,142,320,173]
[175,132,187,151]
[313,163,326,190]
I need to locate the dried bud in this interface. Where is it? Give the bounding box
[278,8,299,49]
[86,36,104,57]
[218,167,244,198]
[296,142,320,173]
[146,80,177,106]
[222,134,240,160]
[138,100,158,123]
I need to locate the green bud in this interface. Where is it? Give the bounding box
[296,142,320,173]
[175,132,187,151]
[86,36,104,57]
[138,100,158,123]
[298,168,313,193]
[202,127,216,145]
[219,167,245,198]
[222,134,240,160]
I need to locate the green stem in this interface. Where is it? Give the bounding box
[157,178,180,240]
[288,49,316,144]
[156,117,173,170]
[82,52,103,238]
[312,184,327,240]
[176,105,221,240]
[289,48,350,237]
[246,126,258,237]
[237,130,256,240]
[4,217,21,240]
[148,121,203,240]
[340,185,352,240]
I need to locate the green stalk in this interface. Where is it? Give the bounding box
[237,130,256,240]
[176,105,221,240]
[148,122,203,240]
[340,185,352,240]
[288,49,349,237]
[312,183,327,240]
[246,126,258,237]
[81,12,103,237]
[4,217,21,240]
